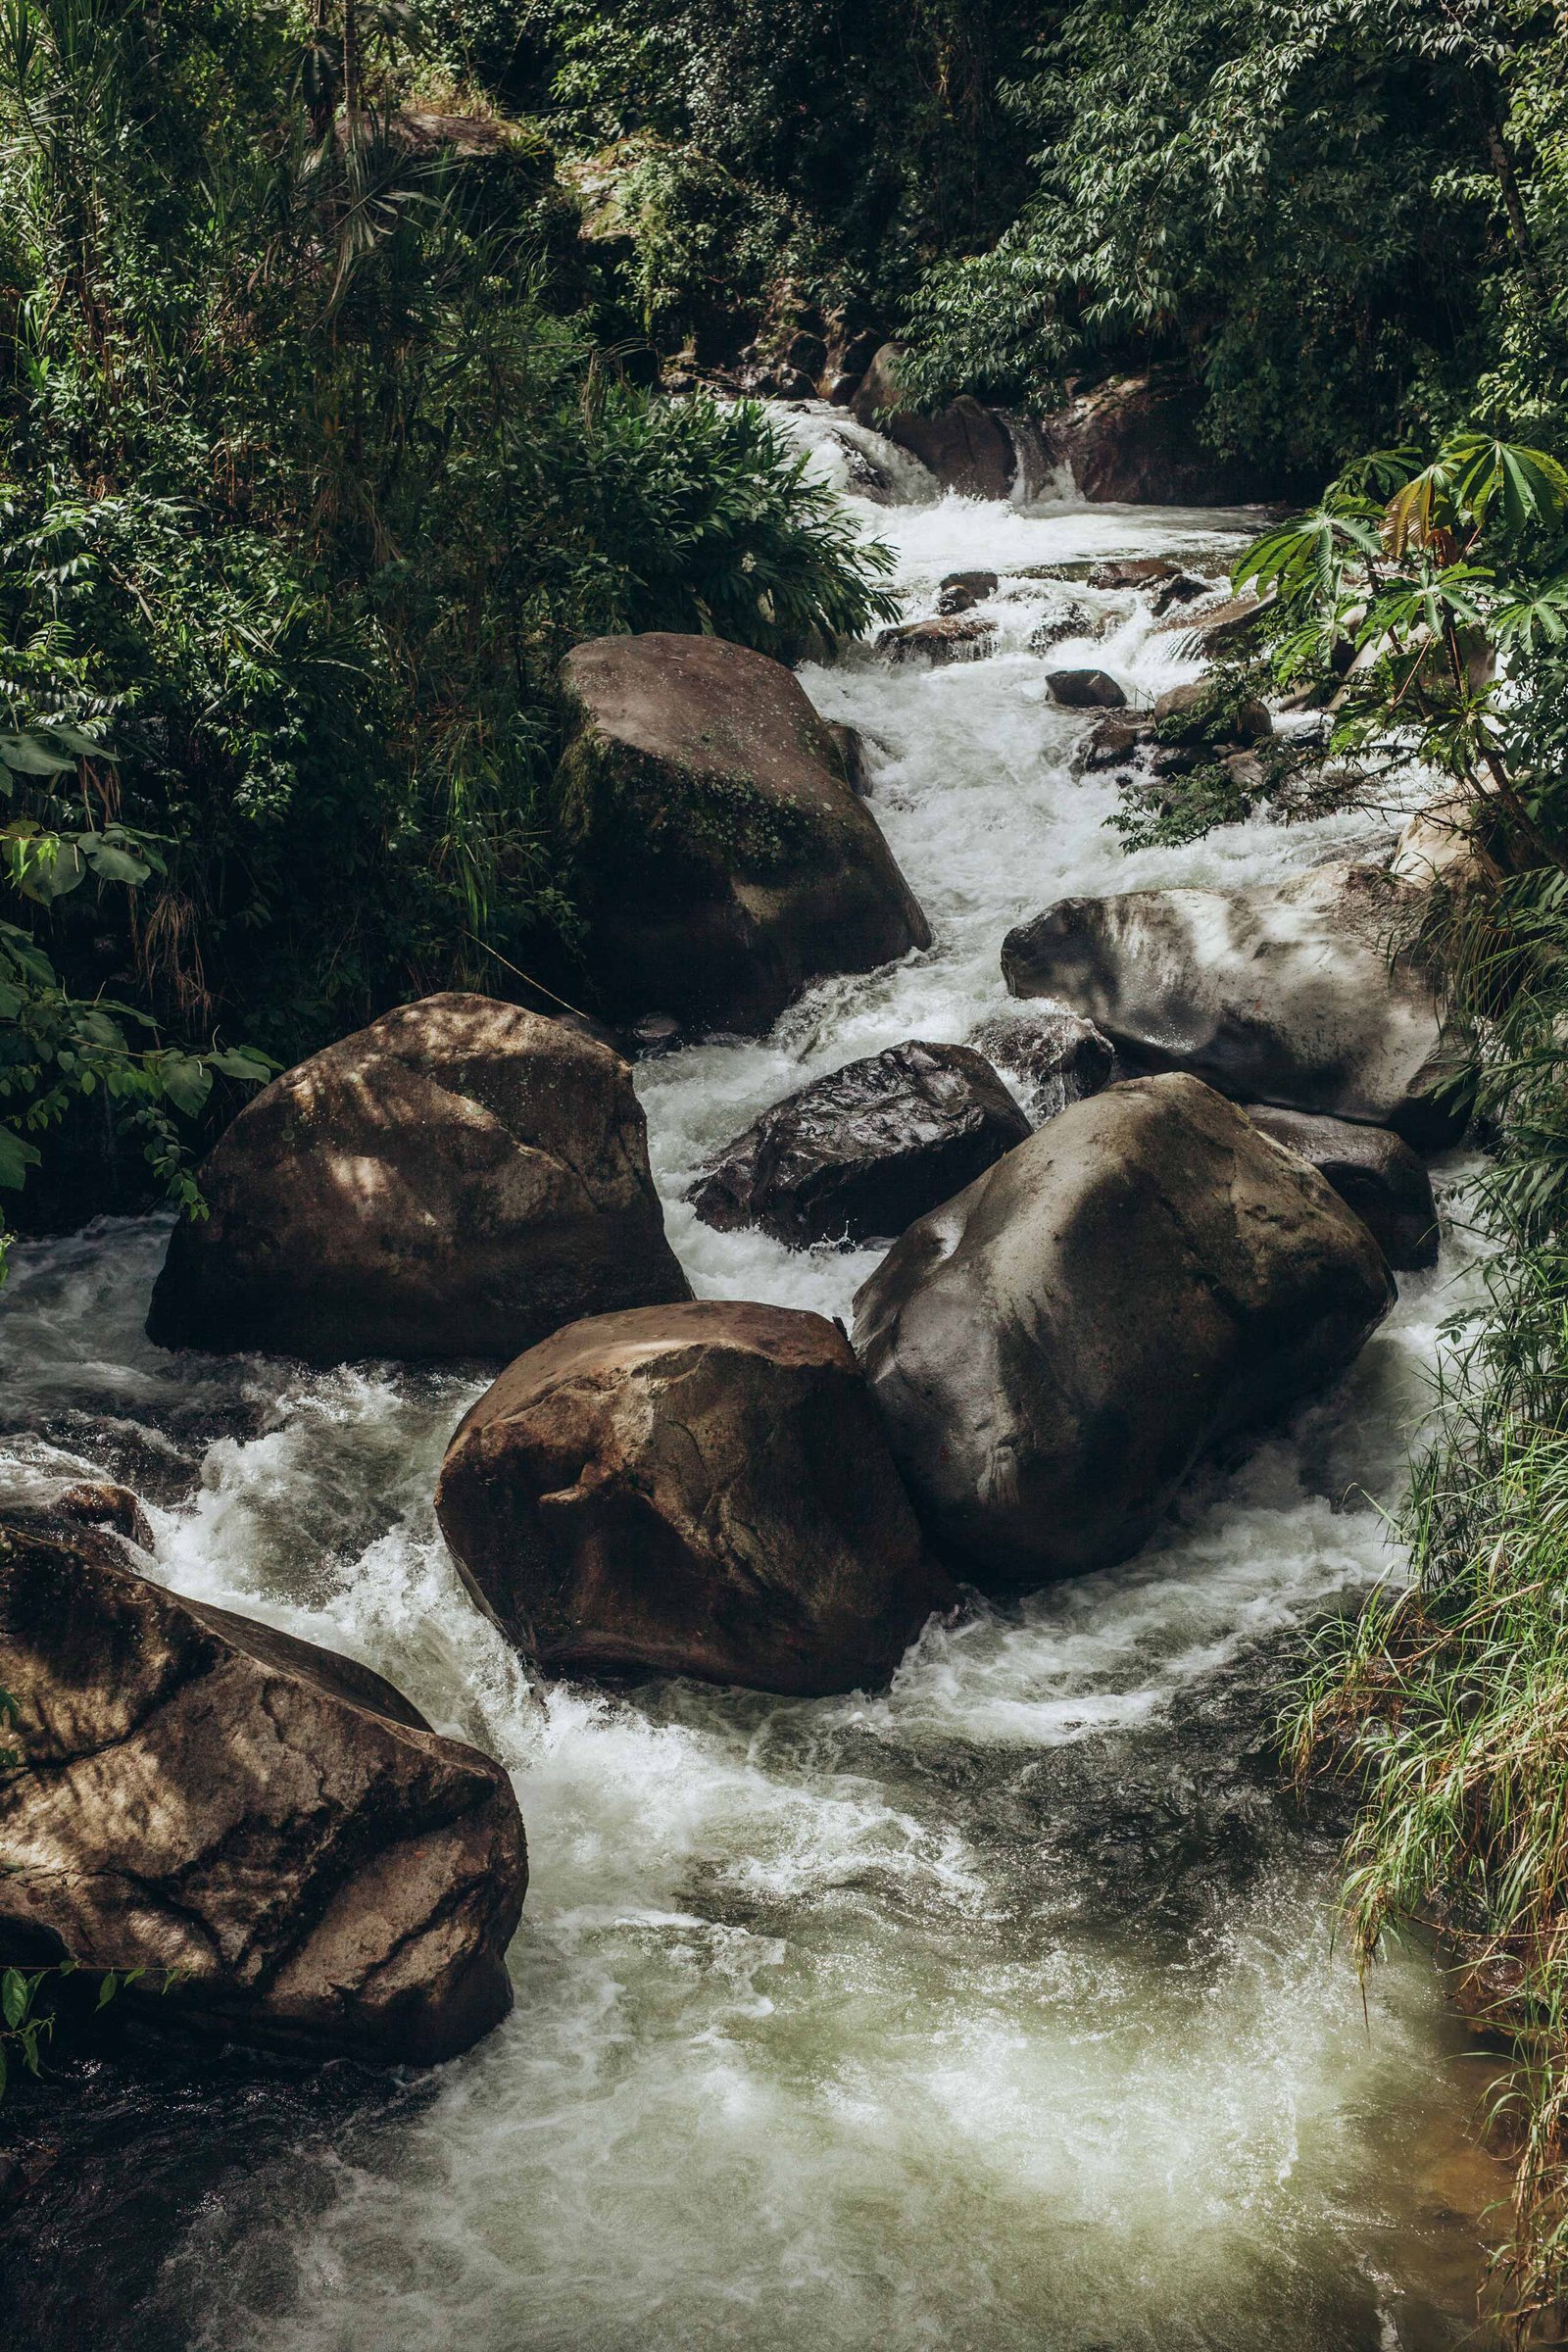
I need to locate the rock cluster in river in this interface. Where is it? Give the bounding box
[148,992,690,1365]
[853,1074,1396,1583]
[559,631,930,1032]
[0,1499,526,2065]
[435,1300,955,1695]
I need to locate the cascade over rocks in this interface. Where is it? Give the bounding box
[688,1040,1032,1247]
[558,633,930,1032]
[0,1515,526,2065]
[1242,1106,1440,1270]
[876,613,997,665]
[1001,862,1466,1147]
[852,344,1016,501]
[967,1006,1115,1120]
[852,1074,1394,1584]
[147,993,689,1365]
[435,1301,955,1696]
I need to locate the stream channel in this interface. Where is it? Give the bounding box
[0,409,1508,2350]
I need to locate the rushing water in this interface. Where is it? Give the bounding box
[0,410,1507,2350]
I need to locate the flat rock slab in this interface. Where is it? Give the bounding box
[1243,1105,1439,1269]
[148,992,690,1364]
[436,1302,955,1695]
[689,1040,1031,1248]
[0,1516,526,2064]
[852,1074,1394,1585]
[1002,861,1467,1147]
[560,633,930,1033]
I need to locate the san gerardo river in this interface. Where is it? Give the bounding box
[0,410,1505,2351]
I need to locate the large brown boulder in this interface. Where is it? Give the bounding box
[147,993,690,1364]
[1038,371,1289,504]
[1001,862,1467,1148]
[435,1301,955,1695]
[852,1074,1394,1585]
[689,1041,1031,1248]
[559,634,930,1033]
[852,344,1017,500]
[0,1515,525,2065]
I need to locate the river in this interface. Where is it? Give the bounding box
[0,411,1504,2349]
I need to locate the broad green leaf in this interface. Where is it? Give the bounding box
[80,837,151,886]
[159,1055,213,1119]
[0,732,75,775]
[0,1125,42,1190]
[2,1968,28,2030]
[96,1970,119,2008]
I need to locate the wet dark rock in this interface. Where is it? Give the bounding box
[852,1073,1394,1584]
[1002,861,1468,1147]
[1157,590,1272,655]
[937,569,1000,616]
[629,1012,682,1056]
[876,613,997,665]
[435,1300,955,1696]
[1048,668,1127,710]
[1029,603,1102,654]
[559,633,930,1033]
[966,1006,1116,1120]
[1151,681,1272,743]
[1040,371,1288,504]
[689,1040,1031,1247]
[1151,571,1212,615]
[147,993,690,1365]
[1244,1106,1440,1270]
[1086,557,1181,590]
[0,1516,527,2064]
[852,344,1016,500]
[823,721,872,797]
[1079,714,1154,770]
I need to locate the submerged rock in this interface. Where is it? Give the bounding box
[0,1516,526,2064]
[689,1040,1031,1247]
[147,993,689,1365]
[1243,1106,1440,1270]
[967,1006,1115,1120]
[1047,668,1127,710]
[938,569,1000,615]
[852,1074,1394,1584]
[559,633,930,1033]
[1001,861,1467,1147]
[435,1301,955,1696]
[876,613,997,664]
[1079,714,1154,771]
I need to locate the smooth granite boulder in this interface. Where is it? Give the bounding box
[148,993,690,1364]
[852,1074,1394,1584]
[0,1516,526,2064]
[435,1300,955,1695]
[1001,861,1466,1147]
[559,633,930,1032]
[1242,1105,1440,1270]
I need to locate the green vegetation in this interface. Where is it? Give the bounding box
[0,0,895,1246]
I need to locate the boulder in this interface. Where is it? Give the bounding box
[852,1074,1394,1583]
[1079,714,1153,771]
[147,993,690,1365]
[967,1006,1116,1120]
[1242,1105,1439,1270]
[0,1516,526,2064]
[1001,862,1466,1148]
[689,1041,1031,1247]
[559,634,930,1033]
[1048,668,1127,710]
[1391,787,1494,894]
[1039,371,1288,504]
[876,613,997,664]
[1151,572,1212,615]
[434,1301,955,1695]
[1086,557,1181,590]
[938,570,1000,615]
[1151,681,1271,743]
[852,344,1016,500]
[1157,590,1272,656]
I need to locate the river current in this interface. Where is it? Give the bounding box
[0,411,1504,2349]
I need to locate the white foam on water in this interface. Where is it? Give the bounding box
[0,427,1501,2350]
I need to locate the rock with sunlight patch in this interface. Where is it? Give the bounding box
[1241,1106,1440,1271]
[688,1040,1032,1247]
[558,634,931,1032]
[852,1073,1394,1585]
[0,1513,526,2065]
[434,1299,956,1695]
[1001,861,1469,1148]
[146,992,690,1364]
[851,344,1016,500]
